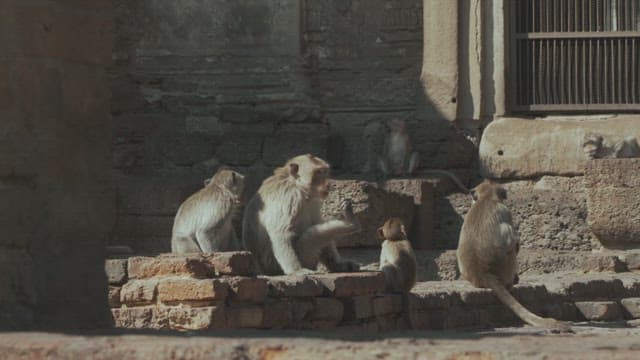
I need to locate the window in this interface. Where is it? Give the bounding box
[510,0,640,112]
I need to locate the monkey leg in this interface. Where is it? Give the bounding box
[407,152,419,174]
[268,230,315,275]
[381,264,400,292]
[171,234,201,254]
[195,225,230,253]
[297,220,360,272]
[378,156,390,176]
[317,243,360,273]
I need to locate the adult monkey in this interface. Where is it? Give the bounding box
[457,180,572,332]
[242,154,361,275]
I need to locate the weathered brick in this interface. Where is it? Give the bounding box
[262,299,294,329]
[575,301,624,321]
[157,278,228,303]
[127,255,210,279]
[225,277,268,303]
[383,179,435,250]
[266,275,324,297]
[310,272,385,297]
[305,298,342,325]
[111,307,154,329]
[372,294,403,316]
[155,306,226,331]
[582,255,628,273]
[622,252,640,271]
[204,252,256,276]
[105,259,128,285]
[108,286,121,308]
[120,279,158,305]
[408,289,459,311]
[226,306,264,328]
[321,180,414,247]
[621,298,640,319]
[341,296,374,320]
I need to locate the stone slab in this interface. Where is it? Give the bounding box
[310,272,385,297]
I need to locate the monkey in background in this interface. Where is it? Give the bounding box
[171,167,244,253]
[378,118,420,176]
[378,218,417,293]
[583,134,640,159]
[242,154,361,275]
[457,180,572,332]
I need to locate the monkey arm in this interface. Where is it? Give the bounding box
[269,230,306,274]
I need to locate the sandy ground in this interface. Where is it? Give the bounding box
[2,324,640,359]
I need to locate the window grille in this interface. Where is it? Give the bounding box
[511,0,640,112]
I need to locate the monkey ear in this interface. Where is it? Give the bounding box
[377,227,384,239]
[470,190,478,202]
[289,163,299,177]
[231,172,237,184]
[497,187,507,200]
[400,224,407,237]
[203,178,211,187]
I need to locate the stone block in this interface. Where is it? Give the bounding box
[372,294,403,316]
[582,255,628,273]
[479,116,640,178]
[108,286,121,308]
[226,306,264,328]
[156,306,225,331]
[585,159,640,249]
[623,252,640,271]
[111,307,154,329]
[341,296,374,320]
[127,255,210,279]
[620,298,640,319]
[408,288,459,311]
[309,298,343,322]
[120,279,158,305]
[262,299,294,329]
[383,179,435,250]
[322,180,414,247]
[575,301,624,321]
[310,272,385,297]
[265,275,324,297]
[105,259,128,285]
[204,252,256,276]
[225,277,268,303]
[157,278,228,304]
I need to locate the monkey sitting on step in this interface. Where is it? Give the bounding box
[457,180,572,332]
[171,167,244,253]
[378,218,417,293]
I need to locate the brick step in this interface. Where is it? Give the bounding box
[107,253,640,332]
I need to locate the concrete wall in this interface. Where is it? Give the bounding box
[0,1,115,329]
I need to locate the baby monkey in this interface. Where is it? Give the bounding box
[378,217,417,293]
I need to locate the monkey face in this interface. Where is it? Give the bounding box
[473,180,507,202]
[287,154,331,199]
[211,169,245,203]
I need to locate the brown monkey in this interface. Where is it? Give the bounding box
[171,167,244,253]
[378,118,419,176]
[583,134,640,159]
[457,180,572,332]
[242,154,361,275]
[378,218,417,293]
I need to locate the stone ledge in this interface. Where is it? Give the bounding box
[109,253,640,332]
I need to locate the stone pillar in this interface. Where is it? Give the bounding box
[420,0,459,122]
[0,1,115,329]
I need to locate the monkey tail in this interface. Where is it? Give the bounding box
[485,276,572,332]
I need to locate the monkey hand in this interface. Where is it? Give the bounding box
[335,259,360,273]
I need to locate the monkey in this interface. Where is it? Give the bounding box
[457,180,572,332]
[378,218,417,293]
[583,133,640,159]
[378,118,420,176]
[614,136,640,158]
[242,154,361,275]
[171,167,245,254]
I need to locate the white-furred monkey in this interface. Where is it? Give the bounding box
[457,180,572,333]
[171,167,244,253]
[242,154,361,275]
[378,218,417,293]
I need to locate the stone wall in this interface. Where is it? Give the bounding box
[0,0,114,329]
[110,0,479,254]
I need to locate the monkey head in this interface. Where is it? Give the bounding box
[388,118,406,133]
[583,133,603,159]
[286,154,331,199]
[472,180,507,203]
[208,167,245,203]
[377,217,407,241]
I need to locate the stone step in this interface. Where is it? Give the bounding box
[107,253,640,332]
